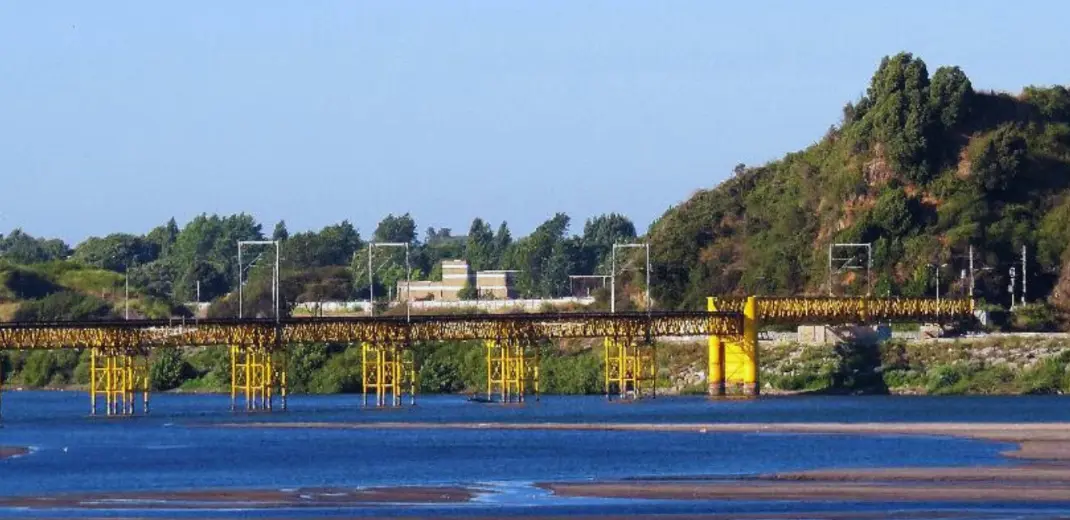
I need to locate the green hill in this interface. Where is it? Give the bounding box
[649,52,1070,323]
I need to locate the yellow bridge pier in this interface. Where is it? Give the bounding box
[485,338,538,403]
[89,348,149,416]
[361,342,415,407]
[706,296,975,396]
[603,336,656,400]
[230,344,287,412]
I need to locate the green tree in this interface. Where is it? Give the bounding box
[373,213,417,244]
[284,221,361,268]
[145,218,180,258]
[19,350,57,387]
[149,347,192,391]
[0,229,70,264]
[870,188,916,236]
[928,66,973,129]
[491,221,512,269]
[272,220,290,241]
[465,218,495,271]
[970,124,1028,193]
[581,213,637,273]
[855,52,934,183]
[73,234,160,272]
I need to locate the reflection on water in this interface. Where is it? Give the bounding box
[1,392,1068,518]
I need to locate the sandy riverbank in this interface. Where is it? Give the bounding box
[0,447,28,460]
[0,486,473,510]
[226,421,1070,504]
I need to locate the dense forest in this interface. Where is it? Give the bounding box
[0,211,639,321]
[649,52,1070,323]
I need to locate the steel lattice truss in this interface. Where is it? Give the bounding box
[0,311,741,352]
[0,298,976,352]
[709,297,974,325]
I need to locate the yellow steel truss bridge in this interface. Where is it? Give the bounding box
[0,298,973,416]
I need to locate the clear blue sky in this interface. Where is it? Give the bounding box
[2,1,1067,245]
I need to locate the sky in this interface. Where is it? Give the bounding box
[1,1,1068,246]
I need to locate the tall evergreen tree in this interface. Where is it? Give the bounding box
[465,218,494,271]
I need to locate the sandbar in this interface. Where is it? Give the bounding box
[0,447,28,460]
[0,486,472,510]
[228,421,1070,503]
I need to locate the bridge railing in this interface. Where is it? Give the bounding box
[709,297,974,326]
[0,311,743,351]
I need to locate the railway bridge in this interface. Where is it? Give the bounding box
[0,297,974,417]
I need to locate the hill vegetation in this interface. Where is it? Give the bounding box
[649,52,1070,326]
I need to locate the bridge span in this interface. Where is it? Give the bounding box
[0,297,974,417]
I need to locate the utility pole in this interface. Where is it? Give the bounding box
[1021,245,1027,306]
[828,243,872,297]
[610,243,651,314]
[1009,266,1017,310]
[927,263,948,318]
[368,242,411,321]
[124,268,130,320]
[968,245,975,300]
[237,240,280,321]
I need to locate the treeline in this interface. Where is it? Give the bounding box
[0,341,605,395]
[0,211,638,319]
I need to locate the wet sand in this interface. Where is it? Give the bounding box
[229,421,1070,504]
[0,486,473,510]
[0,447,28,460]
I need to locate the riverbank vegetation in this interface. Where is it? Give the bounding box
[4,336,1068,396]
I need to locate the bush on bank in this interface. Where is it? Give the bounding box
[4,337,1070,396]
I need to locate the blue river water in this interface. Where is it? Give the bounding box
[1,391,1069,518]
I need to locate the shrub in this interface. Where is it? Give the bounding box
[149,347,192,391]
[14,291,115,321]
[1011,303,1061,332]
[20,350,58,387]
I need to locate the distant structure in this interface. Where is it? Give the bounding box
[398,260,517,301]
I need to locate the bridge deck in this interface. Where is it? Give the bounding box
[0,311,740,350]
[0,298,976,351]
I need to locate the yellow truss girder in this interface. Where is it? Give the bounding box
[707,297,973,325]
[0,312,741,351]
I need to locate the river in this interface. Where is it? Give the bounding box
[2,391,1069,518]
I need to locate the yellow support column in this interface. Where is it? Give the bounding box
[485,339,534,403]
[603,337,651,400]
[361,342,415,408]
[89,348,147,417]
[706,297,726,396]
[743,295,760,396]
[229,344,284,412]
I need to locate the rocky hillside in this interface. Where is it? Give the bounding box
[649,52,1070,320]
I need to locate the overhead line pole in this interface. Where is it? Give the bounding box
[237,240,280,321]
[368,242,411,322]
[611,243,651,314]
